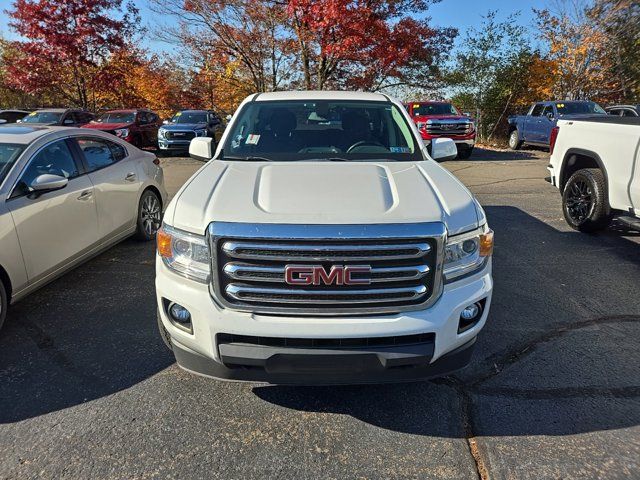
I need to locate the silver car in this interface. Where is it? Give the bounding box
[0,125,167,331]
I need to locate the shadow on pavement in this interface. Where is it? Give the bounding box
[254,206,640,437]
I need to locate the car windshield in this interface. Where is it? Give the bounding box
[556,102,606,115]
[171,112,208,124]
[223,100,421,162]
[94,112,136,123]
[411,103,459,116]
[0,143,25,185]
[21,111,62,124]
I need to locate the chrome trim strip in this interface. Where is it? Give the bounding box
[225,284,428,304]
[222,240,430,261]
[224,263,430,283]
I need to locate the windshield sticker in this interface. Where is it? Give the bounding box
[413,104,420,109]
[28,112,37,116]
[245,134,260,145]
[390,146,411,153]
[175,112,181,116]
[557,103,565,108]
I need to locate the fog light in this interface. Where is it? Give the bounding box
[461,303,480,321]
[169,303,191,324]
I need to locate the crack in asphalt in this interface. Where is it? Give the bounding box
[466,176,543,187]
[433,314,640,479]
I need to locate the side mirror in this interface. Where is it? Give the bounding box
[225,114,232,122]
[30,174,68,192]
[431,138,457,162]
[162,119,169,125]
[63,118,74,125]
[189,137,214,162]
[545,112,554,121]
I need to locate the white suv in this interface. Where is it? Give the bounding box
[156,91,493,384]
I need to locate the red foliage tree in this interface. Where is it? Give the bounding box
[5,0,139,108]
[286,0,456,90]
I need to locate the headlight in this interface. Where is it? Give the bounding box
[158,128,166,139]
[157,224,211,283]
[114,128,129,138]
[443,226,493,282]
[195,129,207,137]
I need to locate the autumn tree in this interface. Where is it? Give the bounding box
[5,0,140,109]
[287,0,455,91]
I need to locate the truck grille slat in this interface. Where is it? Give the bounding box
[209,223,445,316]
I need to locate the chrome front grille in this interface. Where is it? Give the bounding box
[425,122,471,136]
[208,223,446,315]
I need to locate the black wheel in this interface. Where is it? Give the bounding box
[134,190,162,241]
[562,168,611,232]
[0,280,7,332]
[457,147,473,159]
[508,130,522,150]
[157,309,172,350]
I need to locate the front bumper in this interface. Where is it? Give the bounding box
[158,139,191,150]
[156,258,492,385]
[422,135,475,148]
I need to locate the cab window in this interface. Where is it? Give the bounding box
[12,139,79,197]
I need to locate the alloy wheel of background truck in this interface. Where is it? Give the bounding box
[508,130,522,150]
[135,190,162,241]
[562,168,611,232]
[0,280,6,332]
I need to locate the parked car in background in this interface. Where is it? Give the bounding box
[0,125,167,331]
[157,109,223,153]
[606,105,640,117]
[18,108,94,127]
[508,101,606,150]
[547,115,640,232]
[156,91,493,385]
[0,110,31,124]
[405,101,475,159]
[82,109,162,149]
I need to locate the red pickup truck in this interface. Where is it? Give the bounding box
[405,102,476,159]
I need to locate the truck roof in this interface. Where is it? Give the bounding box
[254,91,389,102]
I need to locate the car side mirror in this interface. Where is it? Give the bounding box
[163,119,169,125]
[431,138,457,162]
[545,112,554,120]
[189,137,214,162]
[225,114,232,122]
[30,174,68,192]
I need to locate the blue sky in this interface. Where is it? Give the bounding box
[0,0,550,54]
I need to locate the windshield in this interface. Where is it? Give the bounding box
[21,111,62,124]
[171,111,208,124]
[556,102,606,115]
[223,100,421,161]
[94,112,136,124]
[0,143,25,185]
[411,103,459,116]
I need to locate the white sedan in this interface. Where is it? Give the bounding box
[0,125,167,330]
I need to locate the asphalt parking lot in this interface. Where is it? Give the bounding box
[1,147,639,479]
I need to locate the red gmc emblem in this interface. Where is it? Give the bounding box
[284,265,371,286]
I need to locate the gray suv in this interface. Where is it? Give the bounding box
[157,109,222,153]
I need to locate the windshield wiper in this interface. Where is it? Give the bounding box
[221,155,273,161]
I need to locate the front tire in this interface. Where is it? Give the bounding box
[457,147,473,159]
[562,168,611,232]
[0,280,7,332]
[508,130,522,150]
[135,190,162,241]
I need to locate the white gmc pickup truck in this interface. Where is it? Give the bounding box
[155,91,493,384]
[547,116,640,232]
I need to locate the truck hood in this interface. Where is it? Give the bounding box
[162,122,207,131]
[167,160,481,235]
[83,121,133,130]
[412,115,469,122]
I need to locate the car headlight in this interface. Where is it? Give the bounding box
[443,226,493,282]
[157,224,211,283]
[114,128,129,138]
[195,129,207,137]
[158,128,166,139]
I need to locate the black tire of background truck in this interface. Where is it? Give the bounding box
[509,129,522,150]
[562,168,612,232]
[157,309,173,351]
[134,189,162,241]
[0,280,7,332]
[457,147,473,159]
